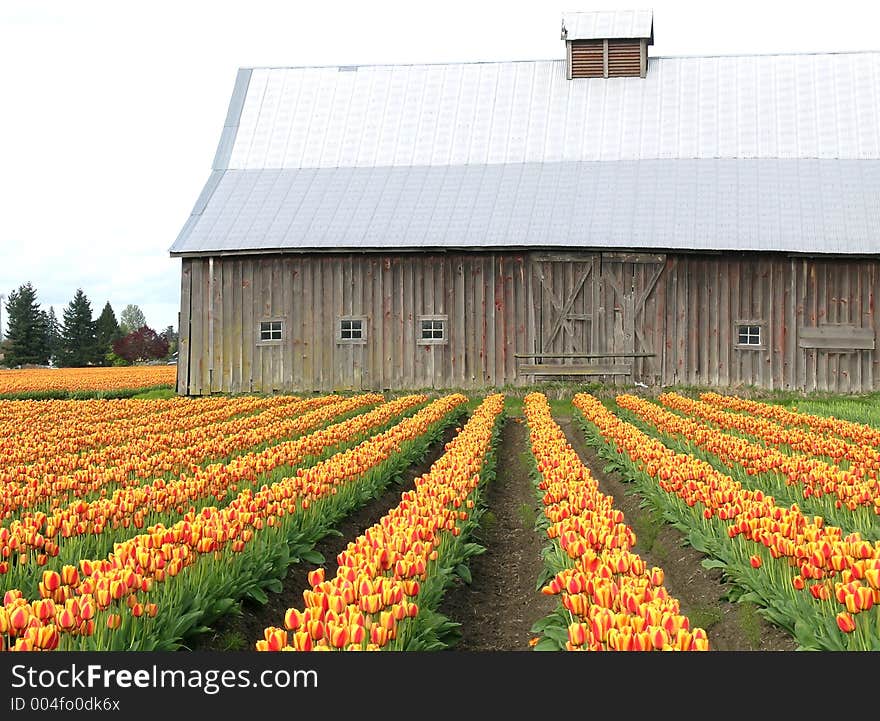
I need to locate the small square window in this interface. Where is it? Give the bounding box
[735,323,763,348]
[417,315,448,345]
[259,320,283,342]
[421,319,445,340]
[340,319,363,339]
[338,317,367,343]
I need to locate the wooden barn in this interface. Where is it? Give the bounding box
[170,10,880,395]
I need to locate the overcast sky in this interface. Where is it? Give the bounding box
[1,0,877,334]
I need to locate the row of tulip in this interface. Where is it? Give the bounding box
[0,394,468,650]
[0,394,431,596]
[255,393,504,651]
[0,366,177,395]
[573,393,880,650]
[662,393,880,476]
[0,393,301,469]
[522,392,708,651]
[0,394,182,449]
[701,392,880,449]
[0,394,379,520]
[615,394,880,540]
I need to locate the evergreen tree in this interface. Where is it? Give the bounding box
[3,283,49,367]
[95,301,122,366]
[119,304,147,336]
[161,325,178,359]
[59,289,98,367]
[45,306,62,366]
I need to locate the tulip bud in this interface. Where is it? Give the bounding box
[284,608,302,631]
[836,612,856,633]
[263,627,287,652]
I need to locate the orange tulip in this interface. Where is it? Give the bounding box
[9,606,31,632]
[836,612,856,633]
[284,608,302,631]
[290,631,312,651]
[42,569,62,592]
[263,627,287,652]
[328,625,349,649]
[369,625,389,647]
[567,623,587,647]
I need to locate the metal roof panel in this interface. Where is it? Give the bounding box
[211,52,880,170]
[561,10,654,41]
[169,160,880,256]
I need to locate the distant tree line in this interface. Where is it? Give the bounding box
[1,282,177,368]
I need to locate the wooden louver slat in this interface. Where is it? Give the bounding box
[570,40,604,78]
[607,39,642,77]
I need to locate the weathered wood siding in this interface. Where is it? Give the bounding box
[658,255,878,392]
[178,253,528,393]
[177,251,880,394]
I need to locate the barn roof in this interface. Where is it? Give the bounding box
[171,51,880,257]
[561,9,653,41]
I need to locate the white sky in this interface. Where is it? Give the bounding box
[1,0,878,334]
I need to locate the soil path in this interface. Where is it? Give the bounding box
[438,417,557,650]
[556,415,798,651]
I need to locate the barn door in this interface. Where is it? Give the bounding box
[597,253,665,381]
[530,255,596,363]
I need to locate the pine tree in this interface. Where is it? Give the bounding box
[95,301,122,366]
[161,325,178,359]
[45,306,62,366]
[3,283,49,367]
[59,289,98,367]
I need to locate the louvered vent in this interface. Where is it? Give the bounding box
[562,10,653,80]
[570,40,604,78]
[607,40,642,77]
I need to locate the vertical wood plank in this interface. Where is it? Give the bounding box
[786,259,797,391]
[385,258,396,388]
[708,259,719,387]
[176,259,192,395]
[221,259,233,392]
[336,256,347,390]
[413,259,425,387]
[453,257,466,387]
[730,259,741,387]
[189,258,205,395]
[370,257,383,390]
[719,257,730,387]
[817,263,827,391]
[404,258,415,387]
[300,259,312,390]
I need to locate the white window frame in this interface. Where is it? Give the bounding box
[734,320,766,350]
[337,316,367,345]
[417,314,448,346]
[257,318,284,345]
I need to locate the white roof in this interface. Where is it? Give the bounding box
[221,54,880,170]
[171,51,880,256]
[170,160,880,256]
[561,9,653,41]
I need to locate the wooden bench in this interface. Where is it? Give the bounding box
[517,363,633,377]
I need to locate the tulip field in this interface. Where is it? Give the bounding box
[0,366,177,399]
[1,385,879,652]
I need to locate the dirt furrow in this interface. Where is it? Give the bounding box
[438,417,557,650]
